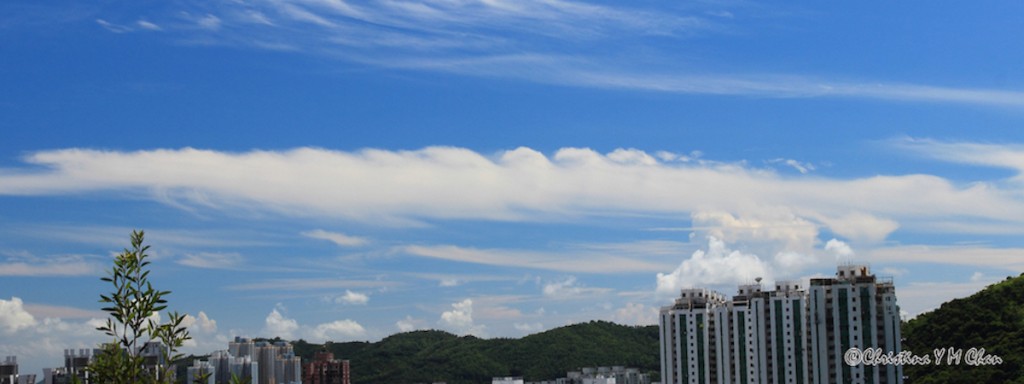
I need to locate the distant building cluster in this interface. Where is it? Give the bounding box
[187,337,302,384]
[659,265,902,384]
[537,366,651,384]
[496,366,652,384]
[36,342,173,384]
[11,336,353,384]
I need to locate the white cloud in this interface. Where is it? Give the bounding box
[403,244,666,274]
[769,158,815,174]
[513,322,544,333]
[310,319,366,341]
[541,276,609,299]
[611,302,658,326]
[865,245,1024,272]
[22,304,102,319]
[970,271,988,283]
[897,276,1003,318]
[440,299,485,336]
[263,308,299,339]
[890,138,1024,179]
[0,297,37,333]
[196,14,222,30]
[396,315,426,333]
[177,252,243,269]
[691,210,820,255]
[0,298,108,377]
[439,278,460,287]
[229,278,396,291]
[85,0,1024,107]
[825,239,855,260]
[95,19,131,33]
[0,259,101,276]
[656,236,771,294]
[261,307,365,342]
[3,145,1024,243]
[302,229,369,247]
[136,20,161,30]
[336,290,369,305]
[183,311,218,334]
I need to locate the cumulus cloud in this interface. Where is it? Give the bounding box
[440,299,485,336]
[302,229,369,247]
[310,320,366,341]
[825,239,855,260]
[336,290,369,305]
[263,308,299,339]
[0,297,108,377]
[262,307,366,342]
[691,209,819,255]
[183,311,218,334]
[0,297,37,333]
[611,302,658,326]
[656,237,771,294]
[396,315,426,333]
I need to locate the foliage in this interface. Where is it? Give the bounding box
[292,320,660,384]
[902,273,1024,384]
[229,373,252,384]
[91,230,192,384]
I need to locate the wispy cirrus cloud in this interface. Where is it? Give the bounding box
[79,1,1024,106]
[302,229,369,247]
[402,244,669,274]
[178,251,244,269]
[889,138,1024,178]
[228,277,397,291]
[0,251,102,277]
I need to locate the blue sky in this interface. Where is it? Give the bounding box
[4,0,1024,376]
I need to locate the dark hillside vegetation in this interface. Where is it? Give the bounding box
[902,273,1024,383]
[291,320,659,384]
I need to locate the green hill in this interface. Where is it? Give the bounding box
[902,273,1024,383]
[292,320,660,384]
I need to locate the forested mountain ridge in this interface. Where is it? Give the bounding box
[902,273,1024,383]
[291,320,660,384]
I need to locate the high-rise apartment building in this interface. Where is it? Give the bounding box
[209,349,259,384]
[659,265,902,384]
[198,337,304,384]
[808,265,901,384]
[660,288,728,384]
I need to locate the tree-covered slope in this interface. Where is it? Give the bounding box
[902,273,1024,383]
[292,320,659,384]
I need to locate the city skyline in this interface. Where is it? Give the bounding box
[3,0,1024,378]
